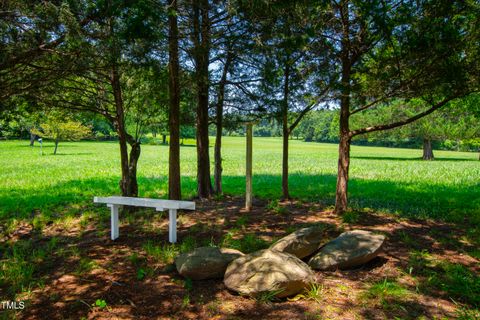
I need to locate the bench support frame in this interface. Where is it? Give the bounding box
[105,205,178,243]
[94,196,194,244]
[107,204,120,240]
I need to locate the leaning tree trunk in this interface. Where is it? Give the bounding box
[53,139,59,155]
[111,64,135,197]
[168,0,181,200]
[422,138,434,160]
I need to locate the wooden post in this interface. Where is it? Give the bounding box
[245,123,253,211]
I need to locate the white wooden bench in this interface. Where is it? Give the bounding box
[93,196,195,243]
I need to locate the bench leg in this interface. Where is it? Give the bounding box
[169,209,177,243]
[108,204,120,240]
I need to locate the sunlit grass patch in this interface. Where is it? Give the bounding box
[407,250,480,307]
[143,236,198,265]
[74,257,99,275]
[143,241,179,264]
[0,238,59,298]
[362,278,411,309]
[220,232,269,254]
[289,282,324,303]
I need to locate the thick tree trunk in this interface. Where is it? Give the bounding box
[334,2,352,215]
[193,0,213,199]
[281,62,290,200]
[53,139,59,155]
[196,98,212,199]
[422,138,434,160]
[168,0,181,200]
[214,52,232,195]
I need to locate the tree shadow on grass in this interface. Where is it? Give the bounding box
[0,173,478,224]
[46,152,94,156]
[352,155,478,162]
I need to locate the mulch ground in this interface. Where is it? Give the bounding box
[4,196,479,320]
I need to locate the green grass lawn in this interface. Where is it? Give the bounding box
[0,137,479,222]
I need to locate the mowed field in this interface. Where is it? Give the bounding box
[0,137,479,222]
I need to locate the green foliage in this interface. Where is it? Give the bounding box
[408,251,480,307]
[75,257,98,275]
[363,279,410,308]
[255,289,284,304]
[341,211,360,224]
[94,299,107,309]
[0,238,59,298]
[266,199,288,215]
[456,306,480,320]
[289,283,324,303]
[235,216,249,227]
[221,233,269,254]
[32,113,91,142]
[143,241,179,264]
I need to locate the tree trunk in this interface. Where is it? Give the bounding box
[245,123,253,210]
[214,111,223,195]
[335,134,351,214]
[281,62,290,200]
[53,139,59,155]
[111,64,132,197]
[334,2,352,215]
[422,138,434,160]
[163,134,167,145]
[168,0,181,200]
[29,132,36,146]
[126,140,140,197]
[214,51,232,195]
[282,129,289,199]
[193,0,213,199]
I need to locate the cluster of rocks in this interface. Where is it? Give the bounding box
[174,227,385,298]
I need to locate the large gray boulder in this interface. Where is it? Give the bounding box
[270,227,326,259]
[308,230,385,270]
[224,249,315,298]
[175,247,244,280]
